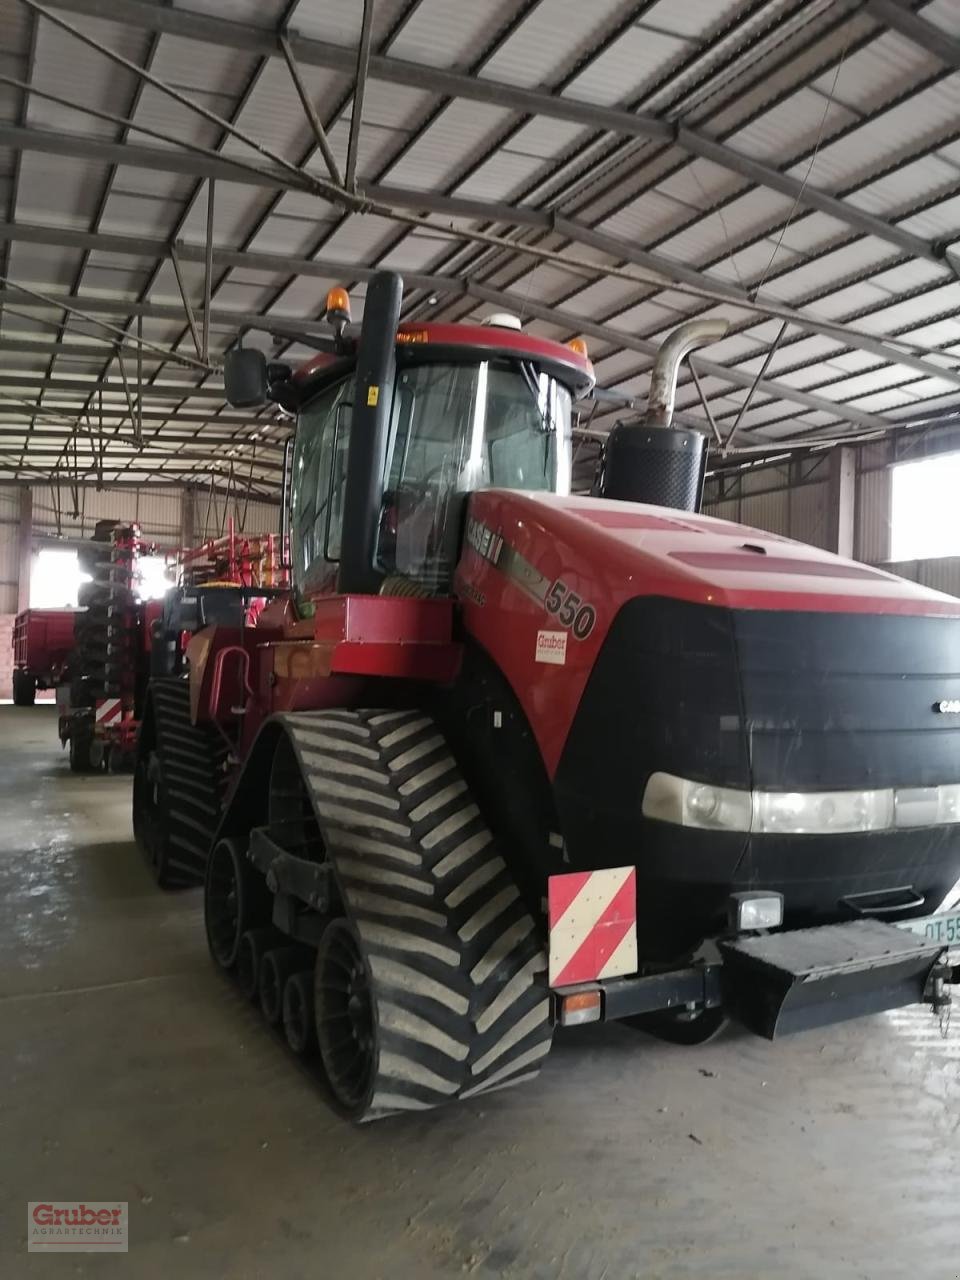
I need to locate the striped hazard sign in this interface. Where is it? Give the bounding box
[95,698,123,726]
[548,866,638,988]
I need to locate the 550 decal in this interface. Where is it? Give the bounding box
[544,580,596,639]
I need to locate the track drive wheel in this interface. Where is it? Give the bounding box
[315,920,378,1118]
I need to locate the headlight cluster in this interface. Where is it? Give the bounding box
[642,772,960,835]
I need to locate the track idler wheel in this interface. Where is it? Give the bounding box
[204,838,272,970]
[282,972,317,1056]
[236,928,282,1003]
[314,920,378,1119]
[259,946,312,1026]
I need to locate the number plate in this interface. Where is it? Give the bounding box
[895,909,960,947]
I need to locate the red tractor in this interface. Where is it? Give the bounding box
[133,272,960,1122]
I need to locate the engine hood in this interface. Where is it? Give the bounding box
[516,492,960,617]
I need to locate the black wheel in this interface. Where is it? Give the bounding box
[626,1007,729,1045]
[133,750,169,880]
[204,838,271,970]
[69,728,92,773]
[283,971,317,1056]
[314,920,378,1119]
[89,737,107,772]
[12,671,36,706]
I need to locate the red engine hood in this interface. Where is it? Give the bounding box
[509,492,960,617]
[456,491,960,777]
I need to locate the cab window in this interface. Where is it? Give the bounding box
[290,377,353,597]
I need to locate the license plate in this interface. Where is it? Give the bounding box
[895,909,960,947]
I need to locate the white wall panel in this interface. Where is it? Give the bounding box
[856,467,890,564]
[787,482,830,550]
[738,490,790,538]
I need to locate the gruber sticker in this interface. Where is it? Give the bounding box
[535,630,567,665]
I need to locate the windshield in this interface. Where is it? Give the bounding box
[377,359,572,589]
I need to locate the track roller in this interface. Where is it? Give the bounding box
[260,946,313,1025]
[236,928,281,1002]
[283,972,317,1056]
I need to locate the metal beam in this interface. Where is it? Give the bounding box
[724,321,790,448]
[0,284,332,337]
[0,373,226,400]
[863,0,960,70]
[0,211,954,385]
[169,244,203,359]
[40,0,947,265]
[279,33,343,187]
[202,179,215,364]
[0,424,284,448]
[467,282,889,433]
[345,0,374,194]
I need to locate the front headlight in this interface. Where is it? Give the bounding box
[642,773,752,832]
[642,772,960,835]
[752,788,893,835]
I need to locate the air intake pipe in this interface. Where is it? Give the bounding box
[601,318,729,512]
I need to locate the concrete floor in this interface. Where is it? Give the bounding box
[1,705,958,1279]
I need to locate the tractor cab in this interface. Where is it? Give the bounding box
[225,274,594,603]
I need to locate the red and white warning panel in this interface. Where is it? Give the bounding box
[94,699,123,726]
[548,867,638,987]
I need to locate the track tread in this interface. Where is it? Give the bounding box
[280,708,552,1120]
[137,678,229,886]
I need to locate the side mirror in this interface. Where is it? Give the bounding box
[224,347,268,408]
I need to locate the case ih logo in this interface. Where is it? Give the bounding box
[28,1202,128,1253]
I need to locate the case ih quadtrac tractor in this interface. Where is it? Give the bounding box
[133,271,960,1122]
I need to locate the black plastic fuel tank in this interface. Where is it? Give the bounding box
[600,422,706,512]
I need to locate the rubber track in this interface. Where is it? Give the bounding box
[278,708,553,1120]
[150,679,229,886]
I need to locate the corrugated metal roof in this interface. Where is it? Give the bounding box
[3,0,960,491]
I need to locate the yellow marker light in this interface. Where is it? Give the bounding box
[325,286,351,320]
[567,337,589,359]
[558,989,602,1026]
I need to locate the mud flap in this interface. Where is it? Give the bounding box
[719,918,946,1039]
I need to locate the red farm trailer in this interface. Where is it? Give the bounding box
[11,608,77,705]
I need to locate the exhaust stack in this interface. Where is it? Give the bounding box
[644,318,730,430]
